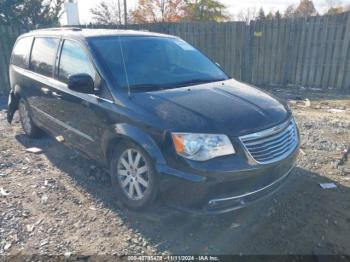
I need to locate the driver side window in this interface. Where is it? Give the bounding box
[58,40,96,84]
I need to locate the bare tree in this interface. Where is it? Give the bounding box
[130,0,188,24]
[90,0,125,25]
[284,5,296,18]
[237,7,257,24]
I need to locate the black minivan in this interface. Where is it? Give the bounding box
[7,28,299,214]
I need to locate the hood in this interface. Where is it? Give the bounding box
[132,79,290,137]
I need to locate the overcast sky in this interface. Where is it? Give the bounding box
[72,0,350,24]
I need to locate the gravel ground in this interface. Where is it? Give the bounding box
[0,88,350,258]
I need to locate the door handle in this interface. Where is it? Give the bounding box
[41,87,50,95]
[52,91,63,99]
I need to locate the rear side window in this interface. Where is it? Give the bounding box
[58,40,96,84]
[11,37,33,68]
[30,37,59,77]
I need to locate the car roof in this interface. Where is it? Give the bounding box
[20,27,176,40]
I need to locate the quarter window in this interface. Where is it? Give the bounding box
[11,37,33,68]
[58,40,95,84]
[30,37,59,77]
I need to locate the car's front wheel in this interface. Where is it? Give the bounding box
[110,141,159,210]
[18,100,42,138]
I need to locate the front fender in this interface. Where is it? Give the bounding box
[102,123,205,183]
[105,123,167,166]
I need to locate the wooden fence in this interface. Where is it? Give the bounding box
[1,12,350,93]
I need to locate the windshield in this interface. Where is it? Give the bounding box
[88,36,229,91]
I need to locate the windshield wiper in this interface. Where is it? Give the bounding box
[170,78,226,88]
[128,78,227,92]
[129,84,165,92]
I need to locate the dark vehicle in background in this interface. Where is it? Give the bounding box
[7,28,299,214]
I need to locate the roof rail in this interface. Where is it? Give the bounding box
[34,27,82,32]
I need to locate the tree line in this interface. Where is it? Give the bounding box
[90,0,230,25]
[0,0,350,27]
[92,0,350,25]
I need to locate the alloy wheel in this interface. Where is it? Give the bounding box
[117,149,150,200]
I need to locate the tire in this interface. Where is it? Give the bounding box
[110,141,159,210]
[18,100,42,138]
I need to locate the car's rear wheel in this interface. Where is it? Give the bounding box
[18,100,42,138]
[110,141,158,210]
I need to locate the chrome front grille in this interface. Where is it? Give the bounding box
[240,119,298,164]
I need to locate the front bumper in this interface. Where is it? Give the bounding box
[204,164,295,214]
[156,146,299,215]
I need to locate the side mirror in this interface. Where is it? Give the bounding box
[67,74,94,94]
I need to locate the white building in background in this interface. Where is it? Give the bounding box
[64,0,80,25]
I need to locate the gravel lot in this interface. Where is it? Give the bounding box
[0,88,350,258]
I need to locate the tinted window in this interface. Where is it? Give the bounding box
[89,37,228,91]
[30,37,59,77]
[58,40,95,83]
[12,37,33,68]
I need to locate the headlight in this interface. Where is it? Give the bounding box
[171,133,235,161]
